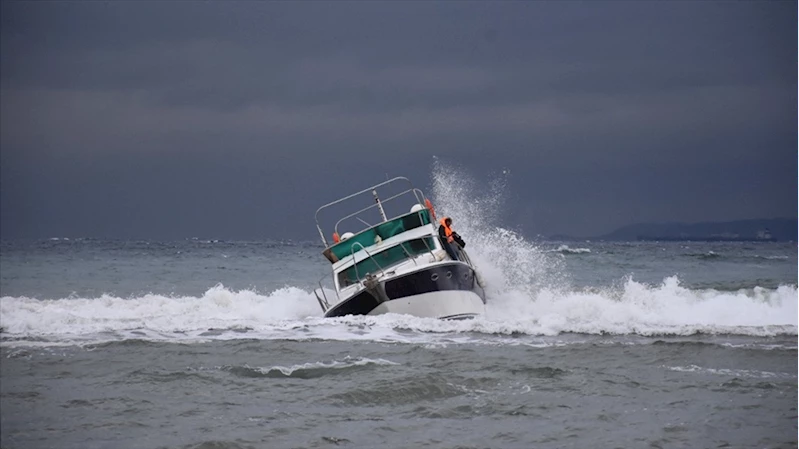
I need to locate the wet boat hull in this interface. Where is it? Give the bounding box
[323,262,486,319]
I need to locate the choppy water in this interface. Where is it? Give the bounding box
[1,166,797,448]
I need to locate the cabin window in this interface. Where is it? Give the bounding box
[337,237,437,287]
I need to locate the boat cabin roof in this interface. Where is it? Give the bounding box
[315,176,439,265]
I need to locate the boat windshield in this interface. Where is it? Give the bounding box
[338,237,437,288]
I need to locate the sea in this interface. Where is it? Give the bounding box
[1,171,797,449]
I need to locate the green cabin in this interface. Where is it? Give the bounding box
[323,208,434,263]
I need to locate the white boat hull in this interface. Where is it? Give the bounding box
[321,262,486,319]
[369,290,485,319]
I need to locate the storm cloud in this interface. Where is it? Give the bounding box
[1,1,795,240]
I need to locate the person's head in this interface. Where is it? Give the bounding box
[445,218,453,227]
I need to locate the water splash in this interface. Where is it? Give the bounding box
[429,158,569,312]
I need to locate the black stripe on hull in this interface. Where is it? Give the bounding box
[324,289,382,318]
[385,262,485,302]
[440,313,479,320]
[324,263,485,318]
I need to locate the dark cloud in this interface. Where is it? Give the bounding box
[0,1,795,239]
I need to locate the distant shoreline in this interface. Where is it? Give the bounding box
[548,217,798,242]
[634,236,778,243]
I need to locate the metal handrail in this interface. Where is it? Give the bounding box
[412,188,429,209]
[314,284,329,312]
[314,177,427,246]
[315,176,414,219]
[333,188,419,236]
[314,272,341,312]
[348,225,443,279]
[396,241,419,267]
[346,210,438,267]
[459,247,472,266]
[349,242,385,283]
[418,227,441,261]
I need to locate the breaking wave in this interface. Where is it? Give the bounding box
[664,364,796,379]
[0,160,796,347]
[225,357,399,379]
[1,278,795,347]
[550,245,592,255]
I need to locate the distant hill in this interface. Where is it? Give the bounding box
[594,218,797,242]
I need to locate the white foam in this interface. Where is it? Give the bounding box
[664,364,796,379]
[488,277,797,336]
[0,284,321,342]
[254,356,399,376]
[759,255,791,260]
[550,245,591,254]
[0,278,796,347]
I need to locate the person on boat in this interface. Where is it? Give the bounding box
[438,217,466,260]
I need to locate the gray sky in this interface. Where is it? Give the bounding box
[1,1,796,240]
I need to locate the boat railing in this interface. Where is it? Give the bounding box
[351,229,443,275]
[333,188,425,237]
[395,241,421,268]
[458,247,473,266]
[313,273,338,313]
[418,232,440,262]
[349,242,386,283]
[315,177,427,247]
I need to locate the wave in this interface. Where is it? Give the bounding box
[225,356,398,379]
[695,251,722,260]
[549,244,591,255]
[664,364,796,380]
[1,278,795,347]
[686,251,794,261]
[0,284,321,345]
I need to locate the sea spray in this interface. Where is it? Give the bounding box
[429,158,570,306]
[428,160,797,333]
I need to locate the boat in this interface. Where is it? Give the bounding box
[312,177,486,319]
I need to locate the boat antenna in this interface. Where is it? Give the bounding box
[372,189,388,222]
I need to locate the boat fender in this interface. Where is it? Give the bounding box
[475,270,487,288]
[429,250,446,262]
[425,199,437,221]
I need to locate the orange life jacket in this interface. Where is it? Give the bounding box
[440,218,454,243]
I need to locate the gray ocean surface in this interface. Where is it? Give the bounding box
[1,236,796,449]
